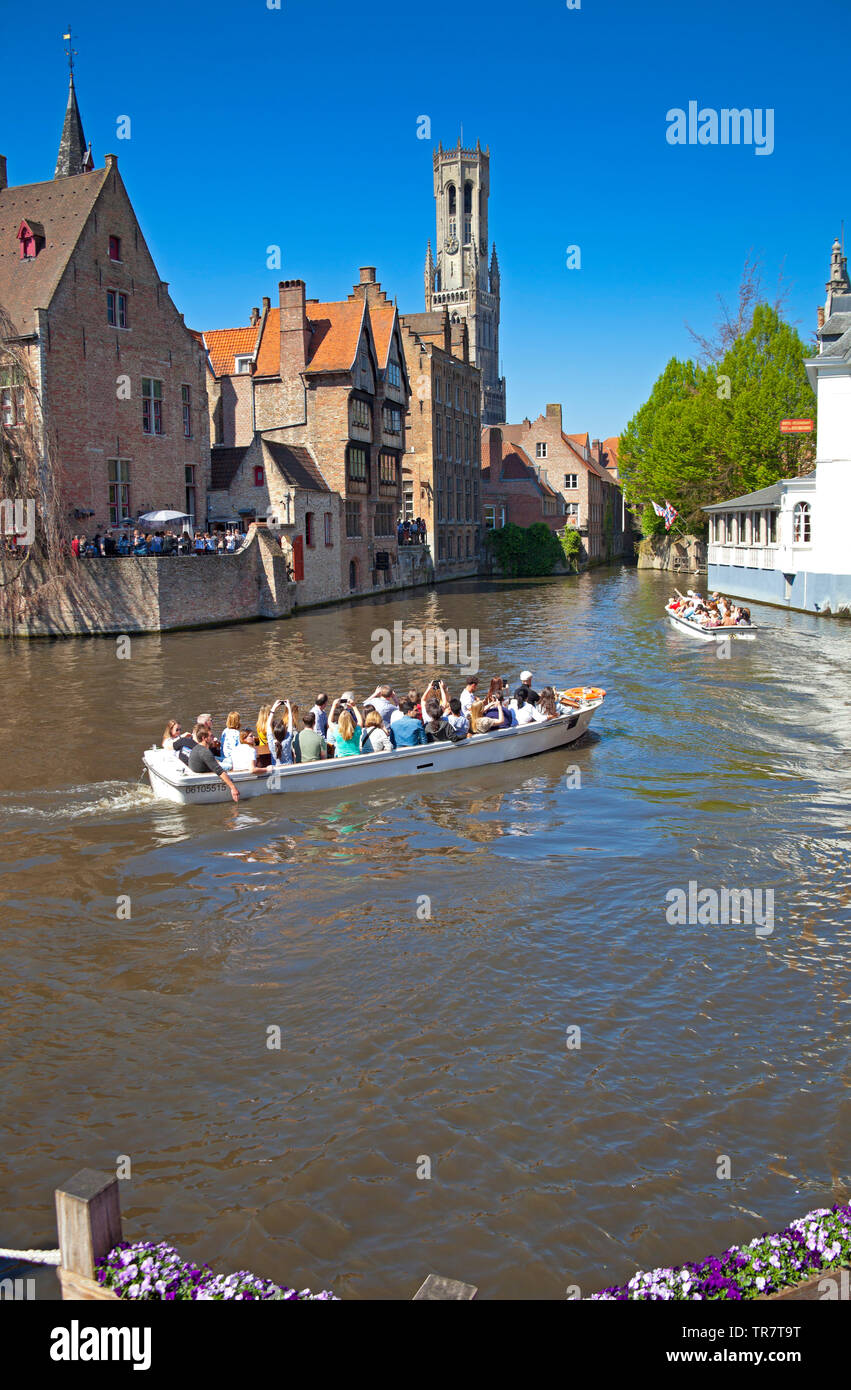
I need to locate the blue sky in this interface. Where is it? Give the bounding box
[5,0,848,436]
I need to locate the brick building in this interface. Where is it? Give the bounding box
[480,428,566,530]
[0,77,209,533]
[399,306,482,577]
[203,267,410,594]
[501,405,627,563]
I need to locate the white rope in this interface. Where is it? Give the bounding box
[0,1247,61,1265]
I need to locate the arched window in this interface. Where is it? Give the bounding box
[793,501,811,543]
[447,184,456,216]
[349,558,359,590]
[464,182,473,216]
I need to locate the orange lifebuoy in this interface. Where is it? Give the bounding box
[559,686,606,703]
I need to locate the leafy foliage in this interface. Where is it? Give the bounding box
[485,521,564,577]
[559,526,582,570]
[620,305,816,535]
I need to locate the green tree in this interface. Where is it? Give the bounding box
[620,304,815,535]
[485,521,563,577]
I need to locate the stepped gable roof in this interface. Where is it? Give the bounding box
[210,446,248,491]
[263,441,330,492]
[702,482,787,512]
[0,168,109,335]
[400,309,447,348]
[202,326,257,377]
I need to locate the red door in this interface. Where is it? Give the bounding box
[292,534,304,582]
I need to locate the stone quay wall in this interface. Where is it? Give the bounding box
[10,526,438,639]
[637,534,706,574]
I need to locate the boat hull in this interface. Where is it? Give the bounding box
[665,607,757,642]
[143,704,602,805]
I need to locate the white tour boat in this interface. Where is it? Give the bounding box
[143,699,604,805]
[665,605,758,643]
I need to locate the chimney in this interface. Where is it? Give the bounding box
[0,156,7,191]
[249,306,260,327]
[487,426,503,477]
[262,296,271,313]
[278,280,310,419]
[592,437,601,462]
[545,403,562,426]
[359,266,377,284]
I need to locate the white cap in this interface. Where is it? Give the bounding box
[520,670,533,683]
[341,691,355,702]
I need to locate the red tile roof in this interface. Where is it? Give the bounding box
[202,326,257,378]
[370,304,396,368]
[252,298,367,377]
[304,297,366,374]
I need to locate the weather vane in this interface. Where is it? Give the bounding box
[62,24,77,77]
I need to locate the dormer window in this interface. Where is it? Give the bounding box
[18,219,45,260]
[108,235,122,261]
[235,356,253,374]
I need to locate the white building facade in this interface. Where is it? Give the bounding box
[705,239,851,614]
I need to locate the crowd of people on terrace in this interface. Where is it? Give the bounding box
[72,529,245,557]
[397,517,427,545]
[161,670,576,802]
[667,590,752,627]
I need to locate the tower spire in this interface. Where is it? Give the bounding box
[55,27,93,177]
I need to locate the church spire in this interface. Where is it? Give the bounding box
[55,29,93,178]
[424,239,434,311]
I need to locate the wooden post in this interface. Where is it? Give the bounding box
[413,1274,478,1300]
[55,1169,122,1300]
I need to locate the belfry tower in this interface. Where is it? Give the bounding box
[424,138,506,425]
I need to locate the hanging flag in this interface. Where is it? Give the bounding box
[663,500,679,531]
[651,500,666,517]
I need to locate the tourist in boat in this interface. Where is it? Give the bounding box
[512,688,547,725]
[255,704,273,768]
[310,693,329,737]
[360,709,395,753]
[220,712,242,764]
[293,711,327,762]
[459,676,480,714]
[187,728,241,801]
[267,699,296,765]
[332,707,364,758]
[391,699,428,746]
[536,689,563,720]
[482,678,518,725]
[422,699,463,743]
[229,730,262,774]
[446,697,470,738]
[162,720,182,749]
[519,670,540,703]
[469,698,511,735]
[327,694,362,755]
[366,684,399,728]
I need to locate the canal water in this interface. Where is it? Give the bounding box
[1,567,849,1299]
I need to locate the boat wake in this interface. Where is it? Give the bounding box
[0,781,155,823]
